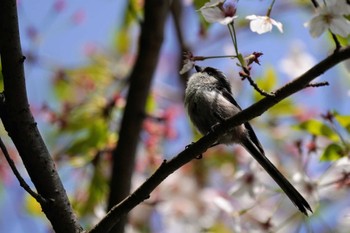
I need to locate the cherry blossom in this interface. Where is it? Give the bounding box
[229,162,264,198]
[246,15,283,34]
[304,0,350,38]
[199,0,238,25]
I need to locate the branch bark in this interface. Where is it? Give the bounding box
[0,1,82,233]
[107,0,171,232]
[90,45,350,233]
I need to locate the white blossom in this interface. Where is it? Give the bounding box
[246,15,283,34]
[304,0,350,38]
[199,0,238,25]
[229,162,264,198]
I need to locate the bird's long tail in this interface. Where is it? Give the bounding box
[241,138,312,215]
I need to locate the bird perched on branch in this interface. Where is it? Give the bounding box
[184,65,312,215]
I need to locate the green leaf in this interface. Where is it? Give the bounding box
[253,67,295,115]
[114,28,130,53]
[268,98,295,115]
[79,163,108,215]
[320,143,344,161]
[66,119,109,155]
[193,0,211,30]
[25,195,42,216]
[335,115,350,133]
[208,222,233,233]
[295,119,339,141]
[145,94,157,114]
[193,0,208,9]
[253,67,277,102]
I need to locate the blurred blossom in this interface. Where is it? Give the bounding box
[317,157,350,214]
[71,9,86,25]
[199,0,238,25]
[82,42,98,56]
[179,60,194,74]
[251,217,274,233]
[304,0,350,38]
[53,0,66,12]
[212,195,234,214]
[229,162,264,197]
[279,41,316,79]
[26,26,39,42]
[293,172,317,197]
[182,0,193,6]
[245,15,283,34]
[337,207,350,232]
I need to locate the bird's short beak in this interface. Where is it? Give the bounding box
[194,65,202,72]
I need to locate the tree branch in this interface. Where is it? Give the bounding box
[239,71,275,97]
[0,1,82,232]
[306,81,329,87]
[107,0,171,232]
[0,137,47,204]
[89,47,350,233]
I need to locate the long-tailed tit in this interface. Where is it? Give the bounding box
[184,65,312,215]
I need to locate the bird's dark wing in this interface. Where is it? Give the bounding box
[220,88,265,155]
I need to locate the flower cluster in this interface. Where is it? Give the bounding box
[199,0,283,34]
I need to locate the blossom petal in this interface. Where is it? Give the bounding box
[329,17,350,37]
[219,16,238,25]
[250,17,272,34]
[304,16,328,38]
[270,18,283,33]
[304,0,350,38]
[245,14,258,20]
[179,59,194,74]
[200,7,224,23]
[199,0,224,10]
[246,15,283,34]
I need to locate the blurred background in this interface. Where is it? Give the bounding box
[1,0,350,232]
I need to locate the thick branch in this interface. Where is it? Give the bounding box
[0,1,82,233]
[90,45,350,233]
[107,0,170,232]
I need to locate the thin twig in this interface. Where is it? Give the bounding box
[239,71,275,97]
[0,137,47,204]
[331,33,341,52]
[306,81,329,87]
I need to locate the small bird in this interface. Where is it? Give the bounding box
[184,65,312,215]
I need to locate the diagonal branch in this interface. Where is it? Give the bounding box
[89,46,350,233]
